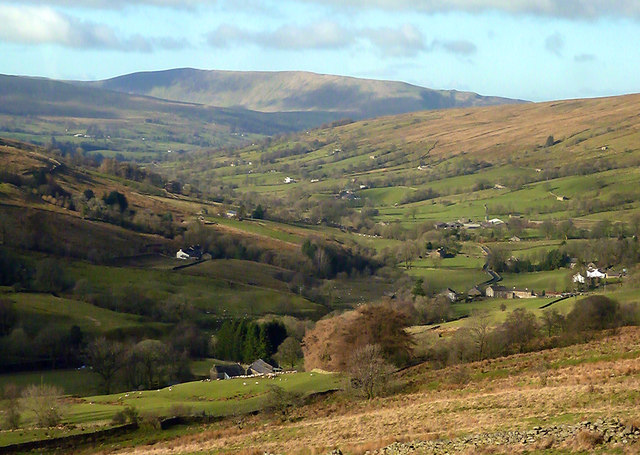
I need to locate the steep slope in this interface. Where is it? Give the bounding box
[88,68,524,119]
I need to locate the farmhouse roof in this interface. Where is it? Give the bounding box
[467,287,483,297]
[211,363,245,379]
[249,358,278,375]
[487,285,507,291]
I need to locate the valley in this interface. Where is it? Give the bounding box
[1,78,640,454]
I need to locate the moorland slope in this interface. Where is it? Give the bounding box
[89,68,524,118]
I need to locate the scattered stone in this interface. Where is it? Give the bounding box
[365,417,639,454]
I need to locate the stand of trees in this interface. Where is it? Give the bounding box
[303,304,413,372]
[426,296,639,368]
[213,320,288,364]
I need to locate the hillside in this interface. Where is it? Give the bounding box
[0,74,333,159]
[52,327,640,454]
[169,93,640,226]
[88,68,524,119]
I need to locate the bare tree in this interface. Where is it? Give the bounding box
[347,344,395,399]
[1,384,21,430]
[502,308,539,353]
[541,309,566,337]
[467,311,492,361]
[21,385,66,427]
[85,337,125,394]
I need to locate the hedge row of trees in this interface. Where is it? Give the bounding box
[427,296,640,367]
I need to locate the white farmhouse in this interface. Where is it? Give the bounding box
[586,268,606,279]
[176,249,190,260]
[572,272,586,284]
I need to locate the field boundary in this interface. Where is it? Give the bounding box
[0,423,138,454]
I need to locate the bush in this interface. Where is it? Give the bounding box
[167,404,193,417]
[111,410,127,425]
[140,411,161,429]
[123,406,140,425]
[347,344,395,399]
[264,384,303,416]
[21,384,65,427]
[568,296,621,332]
[1,384,21,430]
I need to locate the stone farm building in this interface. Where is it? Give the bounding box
[210,363,245,380]
[248,359,280,375]
[485,285,536,299]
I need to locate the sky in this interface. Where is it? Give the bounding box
[0,0,639,102]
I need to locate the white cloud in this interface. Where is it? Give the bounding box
[208,22,353,50]
[363,24,426,57]
[293,0,640,19]
[6,0,640,19]
[4,0,210,9]
[207,21,479,58]
[0,5,187,51]
[434,39,477,55]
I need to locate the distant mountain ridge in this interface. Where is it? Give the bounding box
[86,68,526,119]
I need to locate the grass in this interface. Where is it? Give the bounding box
[0,372,340,447]
[0,368,100,397]
[66,326,640,454]
[407,265,489,293]
[66,259,324,319]
[500,269,572,293]
[212,217,303,244]
[64,373,338,426]
[9,293,145,335]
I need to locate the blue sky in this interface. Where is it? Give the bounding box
[1,0,639,101]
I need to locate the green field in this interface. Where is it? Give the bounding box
[66,259,324,319]
[0,372,340,446]
[500,269,572,293]
[0,368,99,397]
[407,265,489,293]
[9,293,146,335]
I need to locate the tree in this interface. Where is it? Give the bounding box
[411,278,426,297]
[568,295,620,332]
[487,246,510,272]
[347,344,394,399]
[34,258,69,293]
[399,241,418,270]
[264,384,303,417]
[243,323,264,363]
[262,321,288,358]
[540,220,556,240]
[21,384,65,427]
[303,304,414,372]
[558,219,575,240]
[467,311,492,361]
[0,247,30,287]
[103,191,128,212]
[541,309,566,337]
[275,337,302,369]
[85,338,125,394]
[1,384,21,430]
[501,308,539,353]
[130,340,173,389]
[0,298,17,336]
[251,204,265,219]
